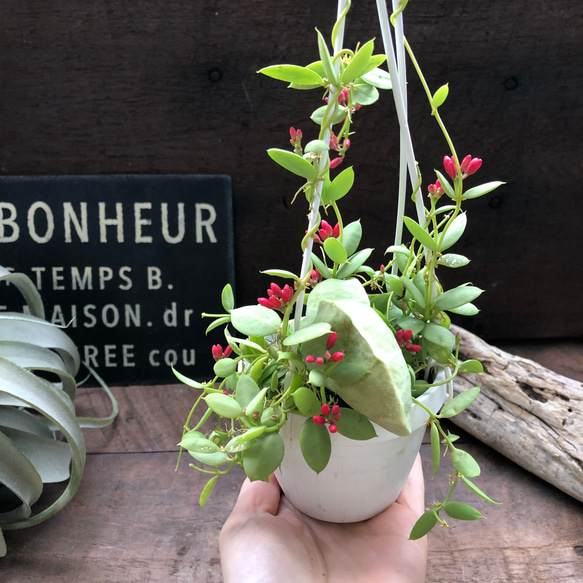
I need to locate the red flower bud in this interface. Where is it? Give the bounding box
[258,297,271,308]
[316,357,325,365]
[313,415,326,425]
[467,157,482,175]
[269,296,282,309]
[443,155,457,180]
[224,345,233,358]
[331,352,344,362]
[407,344,423,353]
[460,154,472,173]
[326,331,338,349]
[321,403,331,416]
[332,405,340,415]
[270,282,282,296]
[343,138,351,150]
[328,424,338,433]
[333,223,340,238]
[211,344,223,361]
[329,157,343,169]
[281,284,293,304]
[306,355,316,364]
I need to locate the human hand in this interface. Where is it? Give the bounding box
[219,454,427,583]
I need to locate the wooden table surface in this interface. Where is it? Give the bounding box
[2,343,582,582]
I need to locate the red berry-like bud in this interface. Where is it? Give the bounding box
[333,223,340,238]
[443,155,457,180]
[313,415,326,425]
[343,138,351,150]
[326,331,338,349]
[331,351,344,362]
[270,283,282,296]
[223,390,229,395]
[316,356,325,365]
[329,157,343,169]
[335,413,342,420]
[467,157,482,175]
[321,403,331,416]
[258,297,271,308]
[460,154,472,173]
[224,345,233,358]
[281,284,293,303]
[329,424,338,433]
[403,329,413,342]
[269,296,282,309]
[306,355,316,364]
[331,405,340,415]
[407,344,423,353]
[211,344,223,361]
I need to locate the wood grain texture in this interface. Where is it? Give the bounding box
[452,325,583,503]
[1,443,581,582]
[1,0,582,340]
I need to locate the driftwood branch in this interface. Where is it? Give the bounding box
[451,325,583,502]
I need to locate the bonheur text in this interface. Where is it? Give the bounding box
[0,201,218,244]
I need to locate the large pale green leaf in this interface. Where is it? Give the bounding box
[299,418,331,473]
[242,433,285,481]
[302,299,412,435]
[258,64,324,87]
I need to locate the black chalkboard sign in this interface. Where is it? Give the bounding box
[0,174,234,385]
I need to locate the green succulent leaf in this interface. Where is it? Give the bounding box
[451,448,481,478]
[235,375,260,409]
[205,315,230,335]
[204,393,243,419]
[230,305,282,336]
[245,387,269,417]
[458,360,484,374]
[324,237,348,264]
[221,284,235,311]
[311,253,332,279]
[342,220,363,256]
[260,269,300,281]
[422,323,455,350]
[267,148,317,181]
[304,139,330,154]
[434,171,455,199]
[334,408,377,440]
[213,358,237,378]
[449,303,480,316]
[402,277,426,309]
[326,166,355,202]
[461,476,501,504]
[403,217,438,252]
[300,418,331,473]
[434,286,484,311]
[463,181,505,200]
[224,426,267,453]
[430,422,441,477]
[437,253,470,269]
[242,432,285,482]
[341,38,376,84]
[431,83,449,109]
[443,501,485,521]
[439,386,480,418]
[258,64,324,86]
[336,248,374,279]
[409,509,438,540]
[292,387,322,417]
[351,83,380,106]
[361,66,392,90]
[440,213,467,250]
[316,29,337,85]
[283,322,331,346]
[199,475,218,507]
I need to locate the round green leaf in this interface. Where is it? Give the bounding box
[213,358,237,378]
[449,303,480,316]
[292,387,322,417]
[204,393,244,419]
[334,408,377,440]
[299,418,331,473]
[422,323,455,350]
[458,360,484,374]
[351,83,379,106]
[437,253,470,269]
[235,375,260,408]
[323,237,348,264]
[361,67,392,90]
[242,432,285,482]
[231,305,282,336]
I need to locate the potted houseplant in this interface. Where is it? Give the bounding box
[0,266,118,557]
[175,0,503,538]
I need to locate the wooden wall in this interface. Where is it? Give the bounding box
[1,0,582,341]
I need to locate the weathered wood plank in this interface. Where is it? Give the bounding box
[1,442,581,582]
[1,0,581,339]
[452,325,583,503]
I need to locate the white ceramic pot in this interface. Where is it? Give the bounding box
[275,376,449,523]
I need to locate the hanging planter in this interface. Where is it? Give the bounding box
[275,370,450,523]
[0,267,118,558]
[175,0,503,538]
